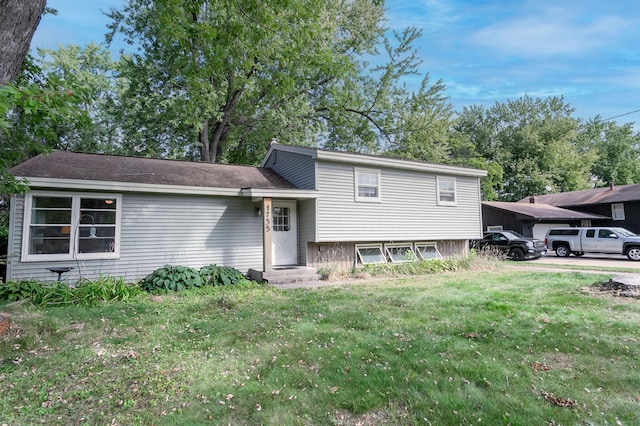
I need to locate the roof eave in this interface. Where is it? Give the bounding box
[23,177,245,196]
[241,187,319,202]
[316,151,487,177]
[264,144,487,177]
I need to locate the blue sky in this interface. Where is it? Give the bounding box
[31,0,640,127]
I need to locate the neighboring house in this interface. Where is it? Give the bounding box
[482,201,607,241]
[518,183,640,234]
[7,144,487,283]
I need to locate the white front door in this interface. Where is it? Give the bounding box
[272,201,297,266]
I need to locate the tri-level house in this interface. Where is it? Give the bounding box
[7,143,487,283]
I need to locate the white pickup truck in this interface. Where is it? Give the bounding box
[545,227,640,261]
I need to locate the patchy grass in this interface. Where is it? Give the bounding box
[1,270,639,425]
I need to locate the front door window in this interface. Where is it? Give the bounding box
[273,207,290,232]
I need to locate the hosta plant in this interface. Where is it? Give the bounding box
[199,264,246,286]
[141,265,203,293]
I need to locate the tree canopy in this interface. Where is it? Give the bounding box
[450,96,594,201]
[2,0,640,204]
[107,0,452,164]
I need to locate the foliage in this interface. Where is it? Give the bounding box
[0,279,42,302]
[0,55,90,199]
[105,0,453,164]
[140,265,203,293]
[1,270,638,425]
[576,116,640,186]
[451,96,594,201]
[73,276,143,304]
[358,255,479,277]
[34,43,125,154]
[199,264,246,286]
[0,276,141,306]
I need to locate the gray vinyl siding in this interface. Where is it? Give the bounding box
[7,193,263,283]
[316,161,483,242]
[297,198,317,264]
[264,150,316,189]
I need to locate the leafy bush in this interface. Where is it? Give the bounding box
[140,265,203,293]
[200,264,246,286]
[74,276,142,304]
[0,279,43,302]
[0,276,142,306]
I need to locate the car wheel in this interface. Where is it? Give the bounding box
[509,248,525,261]
[626,246,640,261]
[555,245,571,257]
[574,252,584,257]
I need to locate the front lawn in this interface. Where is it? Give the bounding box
[1,270,639,425]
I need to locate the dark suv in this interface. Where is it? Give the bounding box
[472,230,547,260]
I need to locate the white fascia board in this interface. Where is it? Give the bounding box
[316,151,487,177]
[241,187,319,202]
[24,177,243,197]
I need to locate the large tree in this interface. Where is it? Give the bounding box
[108,0,447,164]
[35,43,124,154]
[452,96,593,201]
[0,0,46,85]
[576,117,640,187]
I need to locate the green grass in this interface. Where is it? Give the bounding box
[1,270,639,425]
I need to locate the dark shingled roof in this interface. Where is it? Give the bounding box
[10,151,298,189]
[483,201,607,220]
[517,183,640,207]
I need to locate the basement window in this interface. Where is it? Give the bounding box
[355,244,385,264]
[414,242,442,260]
[384,244,416,263]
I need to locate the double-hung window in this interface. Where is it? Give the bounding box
[22,192,121,261]
[354,168,381,202]
[436,176,456,206]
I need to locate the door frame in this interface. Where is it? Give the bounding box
[271,200,298,266]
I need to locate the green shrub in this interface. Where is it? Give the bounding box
[0,277,142,306]
[141,265,203,293]
[0,279,43,302]
[74,276,142,304]
[199,264,246,286]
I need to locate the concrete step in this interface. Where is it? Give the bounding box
[249,267,322,285]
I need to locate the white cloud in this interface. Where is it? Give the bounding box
[468,7,632,58]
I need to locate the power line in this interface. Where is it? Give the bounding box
[603,109,640,121]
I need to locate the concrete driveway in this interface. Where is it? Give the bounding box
[525,251,640,272]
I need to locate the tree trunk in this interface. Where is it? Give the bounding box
[199,119,210,162]
[0,0,46,85]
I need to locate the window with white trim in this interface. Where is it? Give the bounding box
[436,176,456,206]
[355,244,385,264]
[384,244,416,263]
[414,242,442,260]
[611,203,625,220]
[354,168,381,202]
[22,193,121,261]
